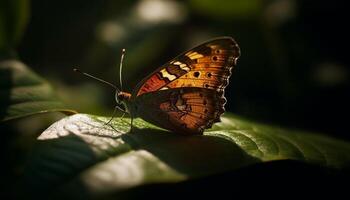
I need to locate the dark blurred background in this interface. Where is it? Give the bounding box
[17,0,350,140]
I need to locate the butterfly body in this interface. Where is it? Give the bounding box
[116,37,240,134]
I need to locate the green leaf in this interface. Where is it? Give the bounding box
[0,0,30,54]
[22,113,350,197]
[0,60,76,121]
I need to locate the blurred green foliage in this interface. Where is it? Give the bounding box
[0,0,29,57]
[0,60,76,121]
[190,0,263,19]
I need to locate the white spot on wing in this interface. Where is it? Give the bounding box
[160,69,176,81]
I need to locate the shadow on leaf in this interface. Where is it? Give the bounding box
[123,127,259,177]
[20,134,98,199]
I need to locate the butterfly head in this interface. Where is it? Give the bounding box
[115,90,131,105]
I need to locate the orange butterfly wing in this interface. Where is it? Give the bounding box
[130,37,240,134]
[132,37,240,97]
[133,88,226,134]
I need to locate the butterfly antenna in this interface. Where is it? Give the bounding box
[119,48,126,91]
[73,68,117,90]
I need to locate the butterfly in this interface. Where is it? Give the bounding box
[75,37,240,134]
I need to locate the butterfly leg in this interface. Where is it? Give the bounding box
[105,105,127,126]
[104,107,117,126]
[107,104,134,133]
[130,115,134,133]
[119,112,126,121]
